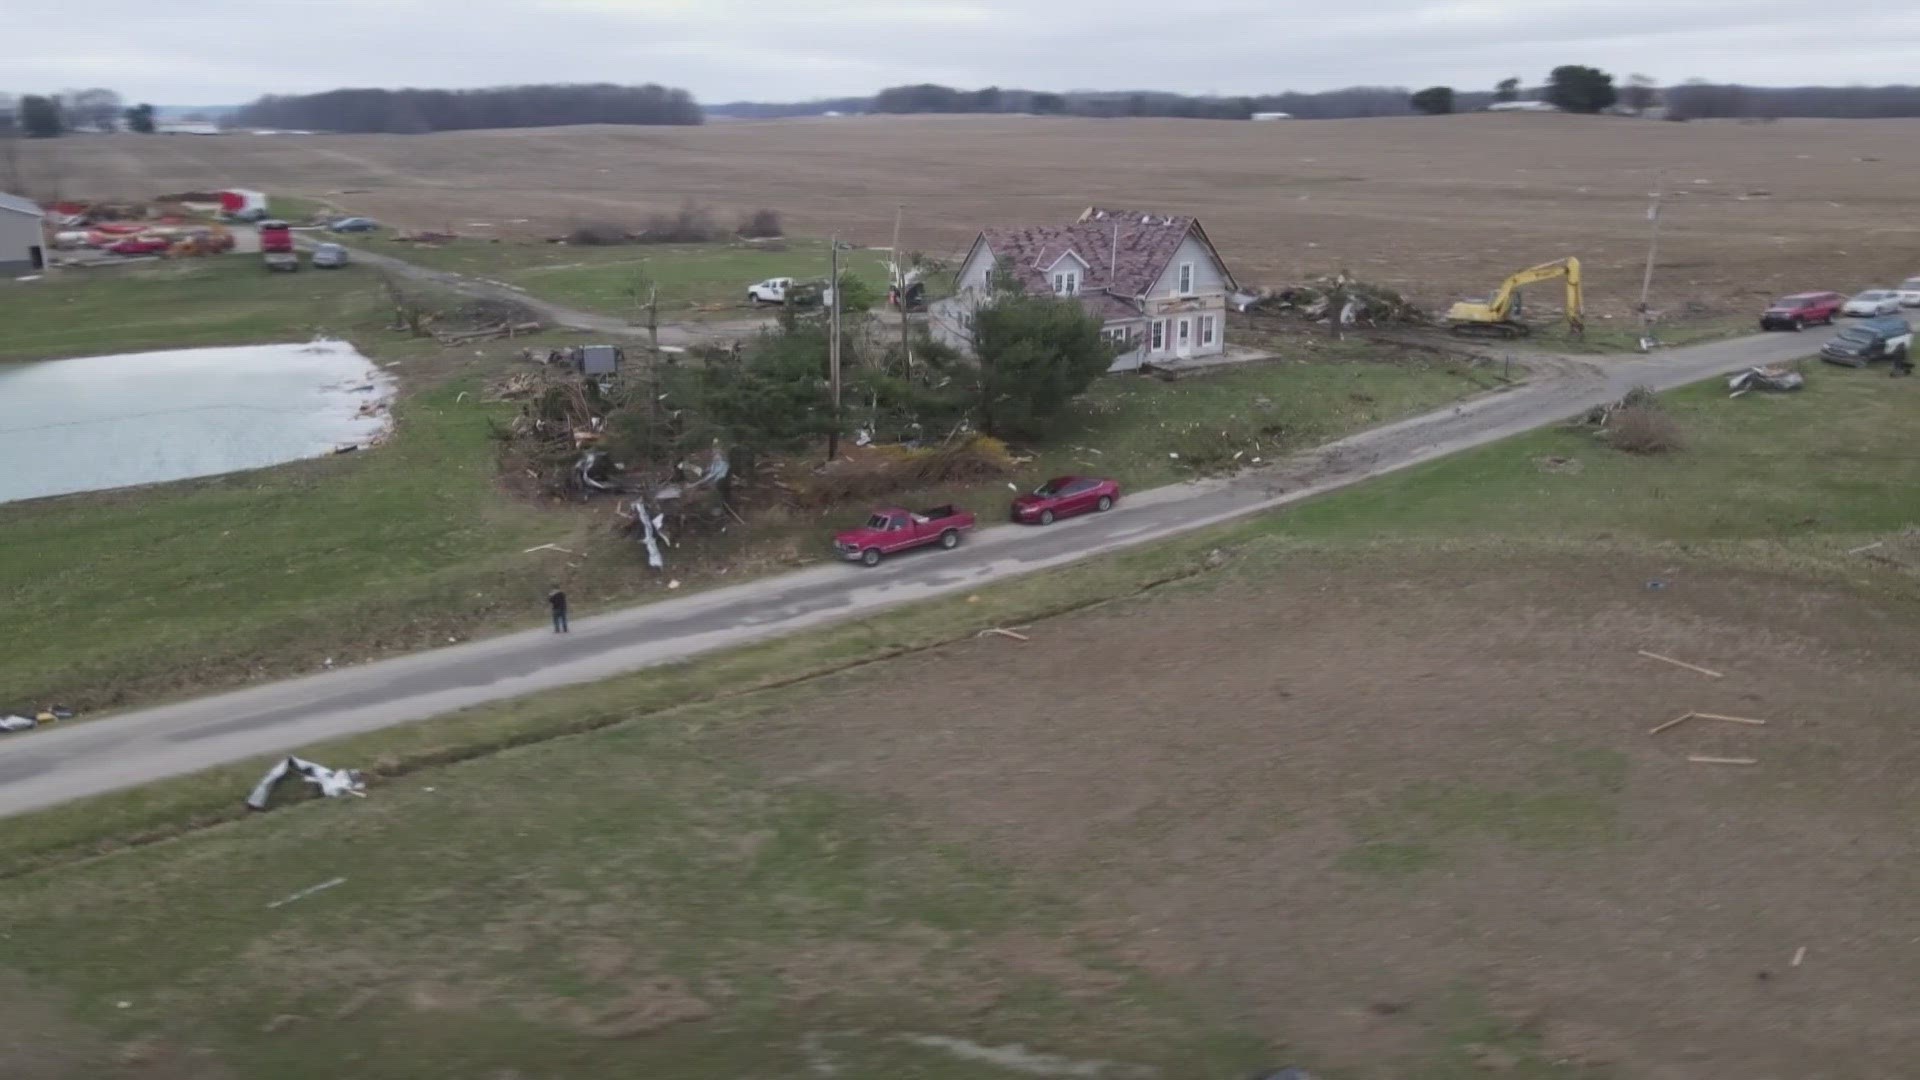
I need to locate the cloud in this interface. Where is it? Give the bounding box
[2,0,1916,103]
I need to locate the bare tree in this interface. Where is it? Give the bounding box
[0,95,21,194]
[1623,74,1659,114]
[65,88,124,132]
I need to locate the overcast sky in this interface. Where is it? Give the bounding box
[7,0,1918,105]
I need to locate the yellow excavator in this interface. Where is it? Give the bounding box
[1447,257,1583,338]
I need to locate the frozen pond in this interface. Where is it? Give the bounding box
[0,340,393,505]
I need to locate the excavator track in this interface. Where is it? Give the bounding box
[1448,322,1530,340]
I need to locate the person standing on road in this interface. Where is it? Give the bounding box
[547,587,569,634]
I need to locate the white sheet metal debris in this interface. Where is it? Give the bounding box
[1727,365,1804,397]
[628,498,670,570]
[246,756,367,810]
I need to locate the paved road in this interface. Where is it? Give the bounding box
[0,330,1832,818]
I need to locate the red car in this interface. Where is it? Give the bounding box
[1759,291,1844,331]
[834,504,976,566]
[107,236,171,256]
[1011,476,1120,525]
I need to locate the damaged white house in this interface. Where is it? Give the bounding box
[929,207,1241,372]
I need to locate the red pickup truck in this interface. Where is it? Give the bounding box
[834,504,975,566]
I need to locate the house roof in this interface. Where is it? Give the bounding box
[0,191,42,217]
[972,207,1237,303]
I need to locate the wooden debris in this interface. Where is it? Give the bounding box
[434,320,542,346]
[1648,712,1695,736]
[1846,541,1885,556]
[1687,755,1758,766]
[1637,650,1724,679]
[523,543,576,555]
[977,628,1030,642]
[1791,946,1807,968]
[1693,712,1767,726]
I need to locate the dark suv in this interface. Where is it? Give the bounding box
[1820,317,1913,367]
[1760,291,1844,331]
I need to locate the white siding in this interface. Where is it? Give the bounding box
[929,238,997,354]
[928,297,975,353]
[1148,233,1230,300]
[1137,301,1228,363]
[0,208,44,274]
[953,240,996,294]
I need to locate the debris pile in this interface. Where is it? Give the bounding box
[1576,385,1683,454]
[1238,274,1427,327]
[0,704,76,734]
[781,436,1016,509]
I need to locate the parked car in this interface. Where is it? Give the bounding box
[1842,290,1903,318]
[833,505,976,567]
[310,243,350,268]
[328,217,380,233]
[746,277,834,307]
[1758,291,1844,331]
[258,219,299,271]
[1820,317,1912,367]
[746,277,796,304]
[106,236,170,256]
[1896,276,1920,308]
[1011,476,1121,525]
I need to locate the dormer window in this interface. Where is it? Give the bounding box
[1052,269,1080,296]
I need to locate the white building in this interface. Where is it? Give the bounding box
[0,192,46,275]
[930,208,1241,372]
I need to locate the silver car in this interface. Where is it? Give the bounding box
[1842,289,1901,318]
[310,243,350,269]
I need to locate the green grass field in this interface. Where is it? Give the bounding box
[0,257,379,361]
[5,348,1913,1079]
[1275,362,1919,547]
[326,233,896,321]
[1,259,1497,715]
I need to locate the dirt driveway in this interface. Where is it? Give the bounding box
[730,551,1920,1077]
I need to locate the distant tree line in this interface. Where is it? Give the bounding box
[0,88,151,138]
[1665,82,1920,119]
[722,76,1920,124]
[231,83,702,133]
[714,84,1472,121]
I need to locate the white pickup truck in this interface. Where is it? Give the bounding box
[745,277,834,307]
[746,277,796,304]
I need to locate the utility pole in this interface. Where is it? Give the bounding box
[894,204,911,374]
[1637,174,1663,351]
[827,234,841,461]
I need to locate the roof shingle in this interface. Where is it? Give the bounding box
[979,208,1198,300]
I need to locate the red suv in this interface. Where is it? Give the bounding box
[1760,292,1844,331]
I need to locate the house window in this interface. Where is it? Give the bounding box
[1177,319,1191,344]
[1200,315,1216,346]
[1151,320,1165,350]
[1178,262,1194,296]
[1052,269,1079,296]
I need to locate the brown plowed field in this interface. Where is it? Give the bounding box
[26,113,1920,318]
